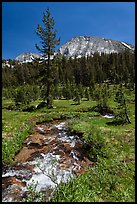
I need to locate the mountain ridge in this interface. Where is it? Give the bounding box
[14,36,134,63]
[15,52,42,63]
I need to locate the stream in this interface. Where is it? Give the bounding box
[2,120,94,202]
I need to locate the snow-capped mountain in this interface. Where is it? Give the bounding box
[15,52,42,63]
[58,36,134,58]
[14,36,134,63]
[15,52,56,63]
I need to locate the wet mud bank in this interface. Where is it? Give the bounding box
[2,120,94,202]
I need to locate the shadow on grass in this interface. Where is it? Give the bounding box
[88,105,114,115]
[71,103,80,105]
[106,119,128,126]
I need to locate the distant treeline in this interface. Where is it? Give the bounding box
[2,50,135,94]
[2,50,135,102]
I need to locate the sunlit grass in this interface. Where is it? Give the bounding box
[51,90,135,202]
[52,113,135,202]
[2,109,43,139]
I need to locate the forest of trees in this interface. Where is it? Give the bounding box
[2,45,135,126]
[2,49,135,95]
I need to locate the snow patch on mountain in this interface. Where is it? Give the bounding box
[121,42,134,50]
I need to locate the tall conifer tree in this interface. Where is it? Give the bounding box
[35,8,60,108]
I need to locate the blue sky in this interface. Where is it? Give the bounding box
[2,2,135,60]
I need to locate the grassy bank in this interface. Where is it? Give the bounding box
[51,112,134,202]
[51,90,135,202]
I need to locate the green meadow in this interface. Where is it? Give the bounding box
[2,86,135,202]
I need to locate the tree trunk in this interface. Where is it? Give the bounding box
[46,47,51,108]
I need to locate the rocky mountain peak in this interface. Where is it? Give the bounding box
[58,36,134,58]
[15,52,42,63]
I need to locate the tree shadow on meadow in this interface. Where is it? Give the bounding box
[106,119,130,126]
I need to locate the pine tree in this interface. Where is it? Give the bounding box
[73,88,81,105]
[35,8,60,108]
[115,84,131,124]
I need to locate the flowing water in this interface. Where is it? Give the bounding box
[2,120,94,202]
